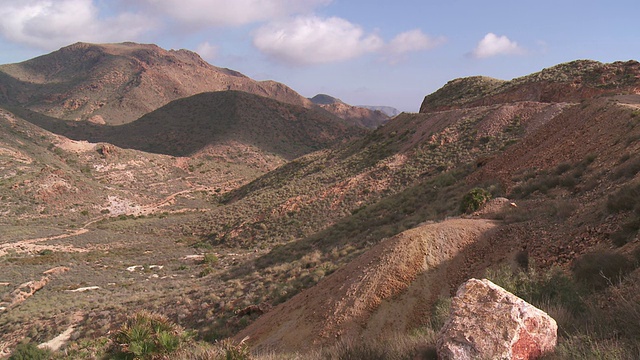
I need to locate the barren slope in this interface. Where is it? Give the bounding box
[236,218,497,351]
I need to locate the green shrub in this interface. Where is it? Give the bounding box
[429,297,452,330]
[612,157,640,180]
[572,250,634,291]
[9,343,51,360]
[606,183,640,214]
[611,216,640,247]
[112,311,186,359]
[555,162,572,175]
[199,266,214,278]
[218,338,251,360]
[515,250,529,270]
[203,253,219,265]
[460,187,492,213]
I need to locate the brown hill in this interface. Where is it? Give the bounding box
[420,60,640,112]
[310,93,390,129]
[236,218,497,351]
[0,105,266,224]
[0,42,312,125]
[198,61,640,356]
[12,91,366,163]
[3,59,640,358]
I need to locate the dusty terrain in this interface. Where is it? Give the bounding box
[236,218,499,351]
[1,56,640,359]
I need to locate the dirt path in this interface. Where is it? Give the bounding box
[615,94,640,109]
[0,229,89,257]
[0,186,214,257]
[236,218,498,352]
[38,312,84,352]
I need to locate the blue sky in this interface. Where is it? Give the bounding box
[0,0,638,112]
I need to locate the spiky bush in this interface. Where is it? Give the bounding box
[112,311,186,359]
[218,338,251,360]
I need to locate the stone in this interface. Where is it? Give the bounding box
[437,278,557,360]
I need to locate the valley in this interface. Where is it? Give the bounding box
[1,44,640,359]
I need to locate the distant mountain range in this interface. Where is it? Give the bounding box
[0,42,387,129]
[309,93,391,129]
[357,105,401,117]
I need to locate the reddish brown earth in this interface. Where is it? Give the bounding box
[236,218,498,351]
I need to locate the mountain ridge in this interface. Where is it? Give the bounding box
[0,42,312,125]
[420,60,640,112]
[309,93,390,129]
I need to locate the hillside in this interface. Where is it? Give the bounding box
[0,106,262,224]
[420,60,640,112]
[3,60,640,359]
[200,62,640,356]
[310,93,390,129]
[0,42,387,129]
[9,91,365,168]
[0,42,312,125]
[359,105,401,117]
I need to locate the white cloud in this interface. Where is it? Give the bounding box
[382,29,446,64]
[196,41,218,61]
[143,0,331,27]
[0,0,154,50]
[387,29,445,55]
[253,15,383,65]
[470,33,524,58]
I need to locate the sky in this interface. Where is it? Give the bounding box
[0,1,638,112]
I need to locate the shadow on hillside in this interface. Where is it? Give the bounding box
[4,105,325,159]
[5,91,365,159]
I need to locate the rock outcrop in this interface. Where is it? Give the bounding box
[437,278,557,360]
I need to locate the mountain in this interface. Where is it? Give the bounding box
[0,42,388,129]
[358,105,401,117]
[3,59,640,358]
[0,42,312,125]
[309,93,390,129]
[420,59,640,112]
[12,90,366,164]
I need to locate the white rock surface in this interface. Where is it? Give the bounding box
[437,278,557,360]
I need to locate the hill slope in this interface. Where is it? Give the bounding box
[13,91,366,164]
[310,93,390,129]
[420,60,640,112]
[236,218,497,351]
[0,42,312,125]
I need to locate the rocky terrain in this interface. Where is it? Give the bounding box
[310,93,390,129]
[1,52,640,359]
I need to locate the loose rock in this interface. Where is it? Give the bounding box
[437,278,557,360]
